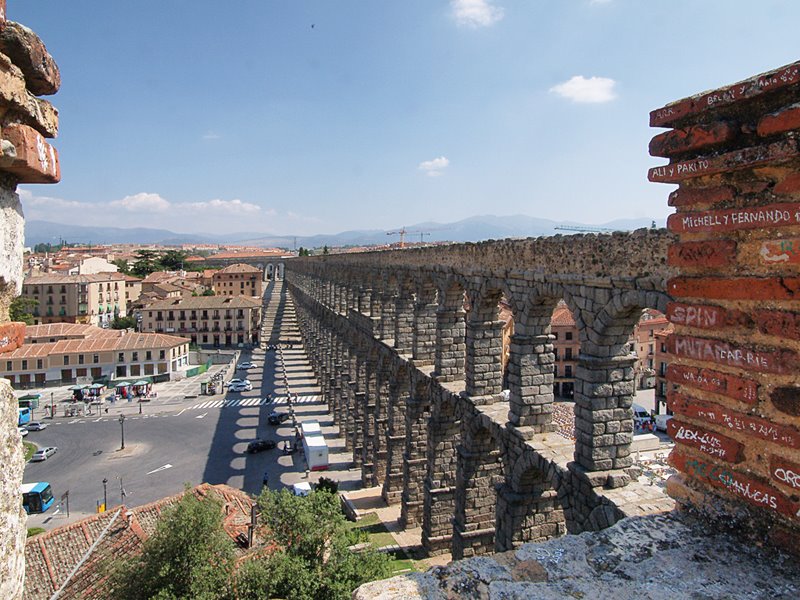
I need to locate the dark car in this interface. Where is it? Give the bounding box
[267,411,291,426]
[246,439,277,453]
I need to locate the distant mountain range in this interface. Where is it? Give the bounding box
[25,215,661,248]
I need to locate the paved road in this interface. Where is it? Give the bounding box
[25,281,360,529]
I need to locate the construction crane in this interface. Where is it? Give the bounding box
[387,228,432,248]
[554,225,614,233]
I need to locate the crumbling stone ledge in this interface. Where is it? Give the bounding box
[353,511,799,599]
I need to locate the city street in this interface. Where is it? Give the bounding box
[25,281,360,529]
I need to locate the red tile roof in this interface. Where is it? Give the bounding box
[11,328,189,358]
[551,304,576,327]
[215,263,263,275]
[23,484,256,600]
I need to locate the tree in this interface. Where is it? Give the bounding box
[112,258,132,275]
[235,489,391,600]
[111,315,137,330]
[201,288,216,296]
[159,249,188,271]
[109,489,236,600]
[130,249,161,278]
[322,246,329,255]
[9,296,37,324]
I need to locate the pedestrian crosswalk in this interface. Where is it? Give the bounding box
[185,395,321,411]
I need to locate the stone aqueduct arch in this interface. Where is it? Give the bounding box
[287,229,674,557]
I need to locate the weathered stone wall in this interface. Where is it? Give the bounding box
[0,3,61,598]
[0,378,25,598]
[649,60,800,548]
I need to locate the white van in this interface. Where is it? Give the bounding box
[302,434,329,471]
[292,482,312,496]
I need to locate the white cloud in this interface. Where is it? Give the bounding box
[549,75,617,103]
[186,198,264,215]
[17,188,282,235]
[110,192,170,212]
[418,156,450,177]
[202,131,221,140]
[450,0,504,28]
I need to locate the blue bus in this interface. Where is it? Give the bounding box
[18,407,31,427]
[21,482,54,514]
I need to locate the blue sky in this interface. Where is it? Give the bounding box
[13,1,800,236]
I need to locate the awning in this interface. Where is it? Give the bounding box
[114,381,131,388]
[133,380,150,386]
[68,385,88,391]
[89,383,105,389]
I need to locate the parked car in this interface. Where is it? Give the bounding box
[246,439,277,453]
[27,421,47,432]
[237,362,255,370]
[267,411,291,426]
[17,427,28,437]
[30,447,58,462]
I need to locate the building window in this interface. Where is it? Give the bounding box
[553,365,558,377]
[93,354,99,364]
[146,351,152,361]
[37,359,43,369]
[78,354,85,365]
[21,360,27,370]
[552,331,558,340]
[565,331,573,341]
[565,365,573,378]
[553,348,559,361]
[132,352,139,361]
[63,356,70,366]
[565,348,572,360]
[160,350,165,359]
[5,361,10,371]
[118,352,124,362]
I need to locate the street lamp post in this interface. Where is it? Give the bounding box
[118,414,125,450]
[50,392,54,419]
[102,477,108,510]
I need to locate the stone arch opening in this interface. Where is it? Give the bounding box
[464,281,505,400]
[573,288,672,474]
[495,451,567,551]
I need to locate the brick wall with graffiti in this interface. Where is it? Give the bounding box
[650,60,800,549]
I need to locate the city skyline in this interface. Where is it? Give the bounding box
[14,1,800,235]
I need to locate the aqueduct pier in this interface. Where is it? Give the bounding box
[286,230,676,558]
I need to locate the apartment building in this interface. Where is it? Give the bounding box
[551,302,580,398]
[140,296,261,347]
[654,325,675,414]
[211,263,263,297]
[631,309,670,390]
[0,323,190,387]
[22,273,128,327]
